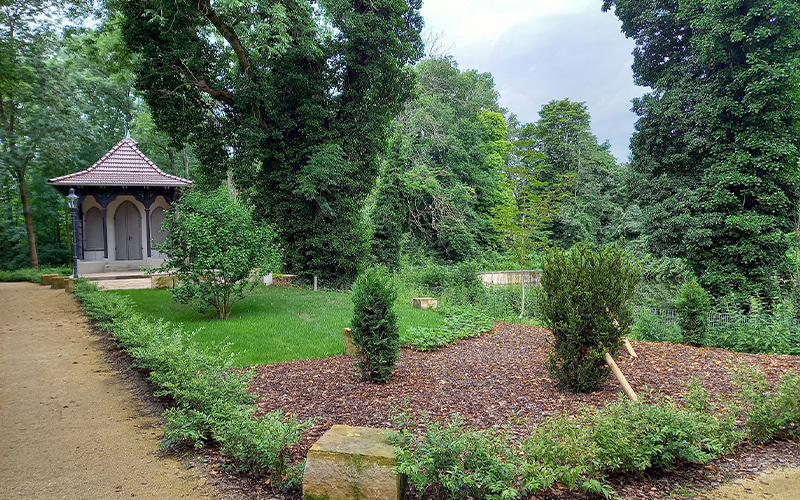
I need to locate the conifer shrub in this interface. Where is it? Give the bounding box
[675,279,710,346]
[538,244,639,393]
[351,265,399,383]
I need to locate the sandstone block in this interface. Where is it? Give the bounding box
[65,278,76,293]
[303,425,404,500]
[343,328,359,356]
[41,274,59,285]
[412,297,437,310]
[51,276,67,289]
[150,275,177,289]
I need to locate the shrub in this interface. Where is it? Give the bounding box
[537,244,639,392]
[630,308,681,343]
[675,279,710,346]
[0,266,71,283]
[391,413,522,500]
[402,306,495,351]
[399,261,484,306]
[706,298,800,355]
[154,188,281,319]
[392,390,735,500]
[731,366,800,444]
[351,265,399,383]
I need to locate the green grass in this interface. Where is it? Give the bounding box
[113,285,444,367]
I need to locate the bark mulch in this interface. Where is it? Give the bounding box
[243,322,800,499]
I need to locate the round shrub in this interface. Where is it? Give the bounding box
[538,243,639,393]
[351,265,399,383]
[675,279,710,346]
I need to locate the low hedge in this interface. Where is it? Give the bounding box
[73,281,310,490]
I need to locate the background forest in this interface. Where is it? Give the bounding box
[2,0,799,313]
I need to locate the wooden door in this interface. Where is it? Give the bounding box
[114,201,142,260]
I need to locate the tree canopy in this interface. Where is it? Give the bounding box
[368,57,513,265]
[119,0,424,285]
[603,0,800,303]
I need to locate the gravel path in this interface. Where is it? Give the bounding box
[0,282,217,499]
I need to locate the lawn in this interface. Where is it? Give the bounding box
[113,284,444,366]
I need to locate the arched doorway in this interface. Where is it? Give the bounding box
[115,201,142,260]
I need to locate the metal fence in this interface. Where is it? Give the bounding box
[639,307,800,330]
[635,306,800,354]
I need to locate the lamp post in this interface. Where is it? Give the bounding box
[66,188,79,279]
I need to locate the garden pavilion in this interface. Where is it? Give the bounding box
[48,137,193,275]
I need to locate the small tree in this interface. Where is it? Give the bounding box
[351,265,399,384]
[538,243,639,392]
[154,188,281,319]
[675,279,710,346]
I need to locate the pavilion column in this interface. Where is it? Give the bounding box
[145,206,152,258]
[78,204,85,260]
[102,207,109,259]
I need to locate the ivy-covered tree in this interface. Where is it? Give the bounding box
[119,0,424,286]
[603,0,800,304]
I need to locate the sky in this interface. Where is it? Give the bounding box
[418,0,648,163]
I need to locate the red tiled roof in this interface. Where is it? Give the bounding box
[48,138,194,187]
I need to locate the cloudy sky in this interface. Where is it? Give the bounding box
[418,0,648,162]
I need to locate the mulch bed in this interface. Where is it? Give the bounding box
[243,322,800,499]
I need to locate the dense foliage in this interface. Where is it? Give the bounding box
[351,265,400,383]
[368,58,513,264]
[154,188,281,319]
[514,99,631,249]
[119,0,424,286]
[603,0,800,305]
[390,380,768,499]
[538,244,639,392]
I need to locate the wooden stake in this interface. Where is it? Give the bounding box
[605,352,638,402]
[623,338,638,358]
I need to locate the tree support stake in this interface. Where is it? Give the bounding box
[605,352,637,402]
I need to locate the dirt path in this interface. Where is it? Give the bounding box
[0,282,219,499]
[703,468,800,500]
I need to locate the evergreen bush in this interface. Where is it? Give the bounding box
[675,279,710,346]
[537,243,639,393]
[351,265,399,383]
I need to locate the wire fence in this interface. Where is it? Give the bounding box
[634,306,800,355]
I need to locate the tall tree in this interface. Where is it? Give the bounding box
[373,57,511,263]
[0,0,57,268]
[119,0,424,285]
[522,99,625,249]
[603,0,800,303]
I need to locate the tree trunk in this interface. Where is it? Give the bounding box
[18,173,39,269]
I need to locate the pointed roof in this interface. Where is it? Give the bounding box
[48,138,194,189]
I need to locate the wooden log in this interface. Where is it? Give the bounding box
[605,352,638,402]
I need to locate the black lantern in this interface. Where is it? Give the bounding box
[66,188,79,279]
